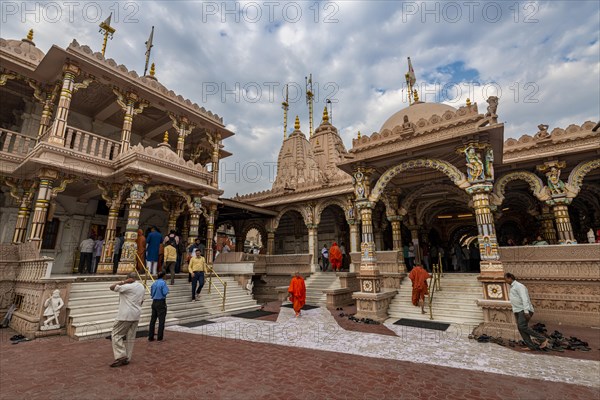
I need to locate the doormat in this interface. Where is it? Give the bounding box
[232,310,277,319]
[393,318,450,331]
[179,320,216,328]
[282,304,320,311]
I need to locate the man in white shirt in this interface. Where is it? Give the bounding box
[505,273,549,351]
[109,272,146,367]
[78,236,95,274]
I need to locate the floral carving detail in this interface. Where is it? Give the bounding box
[487,284,503,299]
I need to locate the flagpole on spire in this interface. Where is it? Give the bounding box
[99,13,115,57]
[144,26,154,76]
[306,74,314,137]
[405,56,417,105]
[282,84,289,140]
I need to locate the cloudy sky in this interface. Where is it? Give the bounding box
[2,1,599,196]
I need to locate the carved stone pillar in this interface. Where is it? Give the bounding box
[181,214,190,244]
[208,131,222,187]
[118,179,149,273]
[388,215,406,274]
[5,179,38,244]
[349,222,360,253]
[307,224,319,271]
[114,90,148,153]
[28,169,60,248]
[48,64,80,145]
[266,229,275,255]
[467,184,500,261]
[188,194,204,241]
[551,200,576,244]
[205,204,217,263]
[97,183,126,274]
[537,207,558,244]
[169,114,195,158]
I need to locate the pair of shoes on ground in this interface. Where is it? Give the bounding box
[10,334,25,341]
[110,357,129,368]
[148,337,163,342]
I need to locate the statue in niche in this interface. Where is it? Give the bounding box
[484,147,494,180]
[465,146,484,182]
[41,289,64,330]
[546,166,566,195]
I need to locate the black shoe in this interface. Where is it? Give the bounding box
[148,337,155,342]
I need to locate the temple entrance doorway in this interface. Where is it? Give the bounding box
[317,204,350,269]
[275,210,308,255]
[448,224,480,272]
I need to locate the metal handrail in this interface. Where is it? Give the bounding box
[207,265,227,311]
[428,263,442,320]
[135,254,155,293]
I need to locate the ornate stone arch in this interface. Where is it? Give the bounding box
[567,158,600,197]
[146,184,192,207]
[241,220,268,246]
[490,171,549,206]
[273,205,311,230]
[314,197,349,225]
[399,183,470,215]
[369,158,469,203]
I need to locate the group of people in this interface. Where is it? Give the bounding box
[77,235,106,274]
[407,263,552,352]
[320,242,347,272]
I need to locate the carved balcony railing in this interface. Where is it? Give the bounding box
[64,127,121,161]
[0,129,36,156]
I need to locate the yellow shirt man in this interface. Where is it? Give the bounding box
[163,244,177,262]
[188,253,208,273]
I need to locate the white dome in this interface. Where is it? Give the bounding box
[380,102,457,132]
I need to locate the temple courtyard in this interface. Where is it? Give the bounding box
[1,302,598,400]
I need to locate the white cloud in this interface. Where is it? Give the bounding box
[1,1,598,197]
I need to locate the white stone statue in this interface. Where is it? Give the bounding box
[588,228,596,244]
[41,289,64,330]
[245,279,254,294]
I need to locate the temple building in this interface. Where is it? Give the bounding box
[1,30,599,340]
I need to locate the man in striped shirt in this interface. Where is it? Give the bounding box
[505,273,549,351]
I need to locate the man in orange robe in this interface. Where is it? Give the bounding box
[408,264,431,314]
[136,229,146,272]
[287,272,306,317]
[329,242,343,272]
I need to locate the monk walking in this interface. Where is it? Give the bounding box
[287,271,306,318]
[329,242,343,272]
[135,229,146,272]
[408,264,430,314]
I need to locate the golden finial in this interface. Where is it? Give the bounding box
[357,131,362,139]
[163,131,169,143]
[294,115,300,130]
[316,138,320,145]
[150,63,156,77]
[26,29,34,41]
[322,106,329,123]
[466,98,472,106]
[413,89,419,102]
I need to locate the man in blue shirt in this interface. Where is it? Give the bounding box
[148,271,169,341]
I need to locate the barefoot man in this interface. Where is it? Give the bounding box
[408,264,430,314]
[288,271,306,318]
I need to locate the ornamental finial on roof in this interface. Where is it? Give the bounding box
[294,115,300,130]
[466,98,472,107]
[322,106,329,123]
[150,62,156,77]
[26,29,34,41]
[163,131,169,143]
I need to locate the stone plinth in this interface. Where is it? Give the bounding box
[352,290,397,322]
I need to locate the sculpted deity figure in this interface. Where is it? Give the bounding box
[42,289,64,329]
[465,146,484,182]
[484,147,494,180]
[482,236,493,258]
[485,96,499,123]
[547,166,566,195]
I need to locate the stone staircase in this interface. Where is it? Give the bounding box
[66,276,259,340]
[387,273,484,326]
[305,272,341,305]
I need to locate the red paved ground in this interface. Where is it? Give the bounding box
[1,327,598,400]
